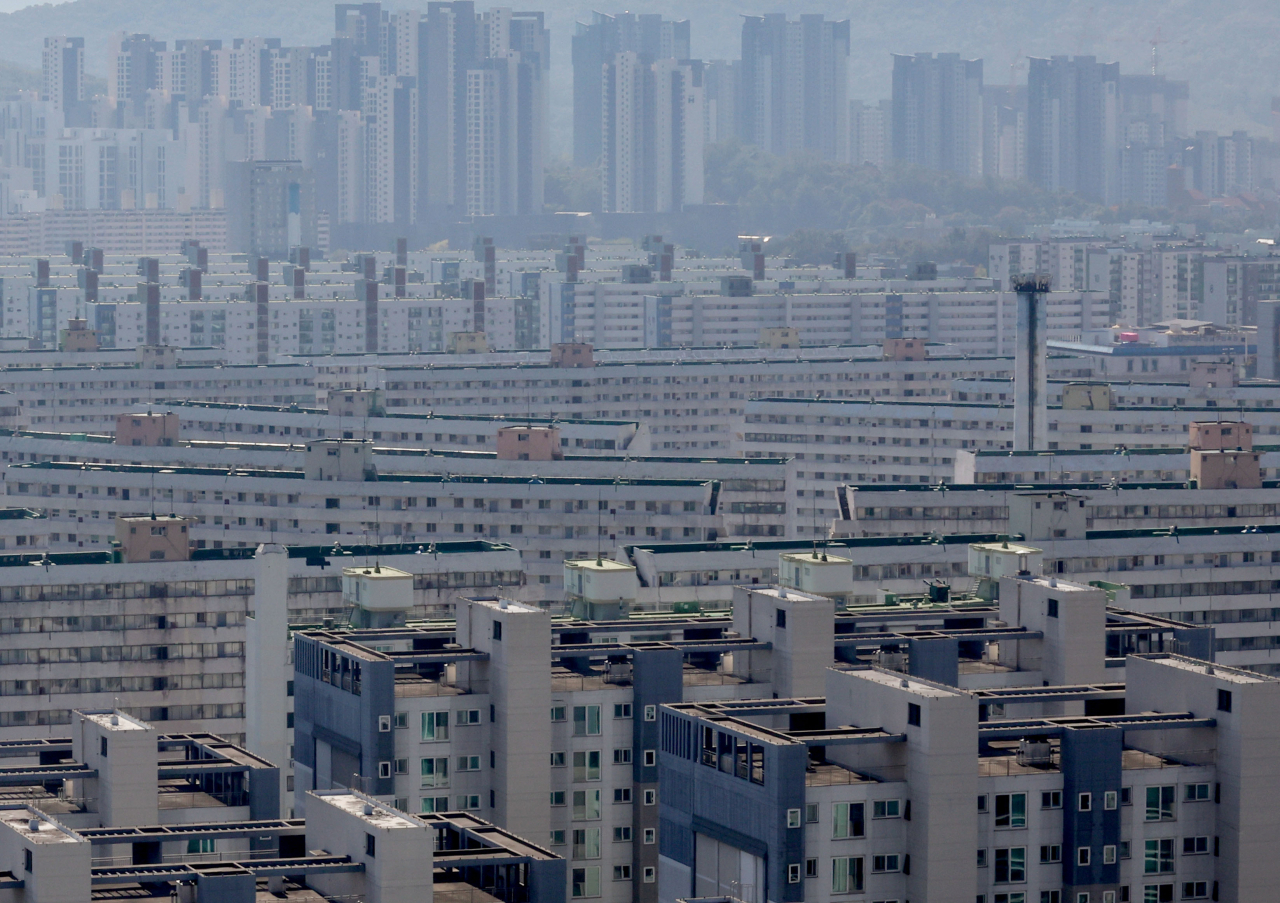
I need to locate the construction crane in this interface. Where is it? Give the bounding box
[1006,48,1024,102]
[1145,27,1186,76]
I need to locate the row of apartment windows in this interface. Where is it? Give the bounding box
[0,672,243,696]
[0,642,242,664]
[0,702,243,727]
[0,612,239,633]
[0,579,253,602]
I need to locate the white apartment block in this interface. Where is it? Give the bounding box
[735,398,1280,535]
[0,530,524,743]
[621,532,1280,676]
[0,708,560,902]
[660,649,1280,903]
[1,438,787,589]
[341,344,1039,453]
[0,350,314,430]
[290,557,1140,903]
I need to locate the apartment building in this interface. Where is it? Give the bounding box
[336,343,1048,454]
[736,398,1280,535]
[836,482,1280,538]
[0,347,314,430]
[0,526,523,743]
[659,650,1278,903]
[157,394,651,455]
[2,438,786,589]
[289,548,1211,903]
[622,527,1280,677]
[0,707,561,902]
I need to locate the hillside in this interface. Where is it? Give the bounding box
[0,0,1273,151]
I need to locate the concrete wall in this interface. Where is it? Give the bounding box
[825,667,978,903]
[456,597,552,841]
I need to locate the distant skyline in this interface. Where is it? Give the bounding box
[0,0,1273,158]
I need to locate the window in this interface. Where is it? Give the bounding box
[907,703,921,726]
[1104,845,1116,865]
[644,750,656,767]
[978,849,988,868]
[573,705,601,736]
[613,866,631,881]
[1078,848,1091,867]
[644,705,657,721]
[1143,885,1174,903]
[787,864,801,884]
[1105,791,1118,810]
[550,791,566,807]
[457,709,481,725]
[1217,689,1232,712]
[420,757,448,788]
[643,828,656,844]
[832,856,864,893]
[643,867,656,884]
[614,789,631,803]
[572,750,601,781]
[978,795,988,813]
[873,799,901,819]
[805,803,819,824]
[613,749,632,764]
[995,793,1027,828]
[378,761,391,779]
[1182,836,1208,855]
[787,808,803,828]
[572,828,601,860]
[643,789,656,805]
[365,834,375,858]
[420,796,449,814]
[994,896,1027,903]
[832,802,865,839]
[776,609,787,628]
[1184,783,1210,802]
[1042,893,1062,903]
[1047,598,1059,618]
[871,854,901,873]
[1079,793,1092,812]
[994,847,1026,883]
[1042,791,1062,809]
[551,706,566,722]
[394,759,409,775]
[379,715,392,732]
[1146,786,1176,821]
[1144,839,1175,874]
[1040,845,1062,864]
[393,711,408,729]
[613,703,632,718]
[422,711,449,742]
[572,789,601,820]
[572,866,601,898]
[550,752,566,768]
[492,622,502,641]
[805,858,818,878]
[1181,881,1209,899]
[613,826,632,842]
[456,795,480,811]
[457,756,481,771]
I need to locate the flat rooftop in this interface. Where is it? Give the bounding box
[318,792,422,829]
